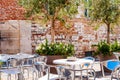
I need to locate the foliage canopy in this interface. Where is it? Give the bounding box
[90,0,120,24]
[19,0,80,42]
[88,0,120,43]
[19,0,80,24]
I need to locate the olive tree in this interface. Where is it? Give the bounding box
[89,0,120,44]
[19,0,80,42]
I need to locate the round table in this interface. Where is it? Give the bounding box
[0,53,35,62]
[53,58,94,80]
[113,52,120,60]
[53,58,94,66]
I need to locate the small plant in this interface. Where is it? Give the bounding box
[36,40,75,57]
[94,40,120,57]
[94,41,111,56]
[110,40,120,52]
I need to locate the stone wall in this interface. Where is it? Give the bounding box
[0,20,32,54]
[19,20,32,53]
[31,18,120,56]
[0,20,119,55]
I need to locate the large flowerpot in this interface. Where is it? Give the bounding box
[46,55,66,73]
[97,54,116,61]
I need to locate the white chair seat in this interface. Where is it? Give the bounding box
[38,73,59,80]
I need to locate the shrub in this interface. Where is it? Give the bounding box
[36,40,75,57]
[94,40,120,57]
[110,40,120,52]
[94,41,111,56]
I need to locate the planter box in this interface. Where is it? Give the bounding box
[47,55,65,65]
[97,54,116,61]
[46,55,66,74]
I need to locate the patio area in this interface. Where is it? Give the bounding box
[1,0,120,80]
[0,53,119,80]
[0,56,116,80]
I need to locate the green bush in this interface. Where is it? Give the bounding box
[110,40,120,52]
[94,40,120,56]
[94,41,111,56]
[35,40,75,56]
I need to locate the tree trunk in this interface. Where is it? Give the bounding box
[0,31,1,54]
[51,19,55,43]
[106,23,110,44]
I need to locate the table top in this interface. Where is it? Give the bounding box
[113,52,120,55]
[53,58,94,66]
[0,53,35,62]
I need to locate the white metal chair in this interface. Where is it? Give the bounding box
[33,56,47,78]
[74,57,96,80]
[102,59,120,80]
[21,57,35,79]
[34,56,47,63]
[56,65,96,80]
[34,62,67,80]
[82,57,95,79]
[0,58,24,80]
[81,57,95,69]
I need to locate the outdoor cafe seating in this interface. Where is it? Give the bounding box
[0,53,36,80]
[0,53,120,80]
[0,58,23,80]
[53,57,96,80]
[101,59,120,80]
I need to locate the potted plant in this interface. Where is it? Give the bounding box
[35,39,75,64]
[93,40,120,72]
[93,41,113,61]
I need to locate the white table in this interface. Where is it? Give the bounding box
[0,54,11,62]
[11,53,35,60]
[0,53,35,80]
[0,53,35,62]
[53,58,94,66]
[53,58,94,80]
[113,52,120,60]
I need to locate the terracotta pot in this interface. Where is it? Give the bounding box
[97,54,116,61]
[47,55,66,64]
[46,55,66,74]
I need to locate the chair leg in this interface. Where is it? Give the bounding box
[32,71,37,80]
[8,74,11,80]
[0,72,1,80]
[15,74,17,80]
[23,68,29,79]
